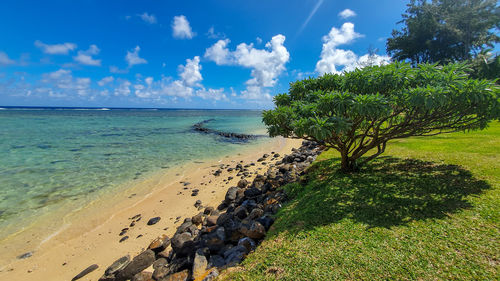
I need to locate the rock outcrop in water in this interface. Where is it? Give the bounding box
[192,119,260,142]
[99,140,323,281]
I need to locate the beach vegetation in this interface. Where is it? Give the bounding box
[262,62,499,172]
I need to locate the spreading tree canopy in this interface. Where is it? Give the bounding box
[387,0,500,64]
[263,62,499,172]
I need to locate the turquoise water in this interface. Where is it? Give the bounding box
[0,108,271,239]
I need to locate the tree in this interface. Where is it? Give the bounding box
[262,62,499,172]
[387,0,500,64]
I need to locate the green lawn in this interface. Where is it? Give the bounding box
[220,122,500,280]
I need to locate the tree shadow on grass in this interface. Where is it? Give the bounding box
[275,156,491,232]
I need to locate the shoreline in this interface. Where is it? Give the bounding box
[0,136,302,281]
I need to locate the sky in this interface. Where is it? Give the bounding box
[0,0,409,109]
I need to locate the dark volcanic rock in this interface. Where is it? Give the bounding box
[71,264,98,281]
[104,255,130,276]
[116,250,155,280]
[171,233,195,256]
[132,271,153,281]
[208,255,226,268]
[159,269,189,281]
[238,237,256,252]
[224,186,240,202]
[239,221,266,240]
[237,179,248,188]
[147,217,161,225]
[16,252,33,259]
[192,212,203,226]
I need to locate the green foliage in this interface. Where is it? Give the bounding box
[387,0,500,64]
[467,51,500,82]
[263,62,499,171]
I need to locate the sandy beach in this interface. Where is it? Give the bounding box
[0,137,302,281]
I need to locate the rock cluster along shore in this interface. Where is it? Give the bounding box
[98,140,323,281]
[192,119,259,141]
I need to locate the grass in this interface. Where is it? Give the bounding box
[219,122,500,280]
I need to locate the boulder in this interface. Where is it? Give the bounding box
[158,269,189,281]
[104,255,130,276]
[192,249,208,280]
[233,205,248,220]
[116,250,155,280]
[239,221,266,240]
[147,217,161,225]
[153,258,168,270]
[171,233,195,256]
[224,186,240,202]
[237,179,248,188]
[192,213,203,226]
[206,215,219,226]
[202,227,226,252]
[208,255,226,269]
[132,271,153,281]
[238,237,256,252]
[148,235,170,253]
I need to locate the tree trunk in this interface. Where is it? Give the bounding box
[340,152,358,173]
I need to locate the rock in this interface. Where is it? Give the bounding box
[153,265,170,280]
[194,200,202,208]
[176,221,194,235]
[192,249,208,280]
[239,221,266,240]
[16,252,33,259]
[147,217,161,225]
[216,212,233,226]
[203,207,214,215]
[238,237,256,252]
[119,236,129,243]
[224,186,240,202]
[256,216,275,231]
[257,157,265,162]
[153,258,168,270]
[116,249,156,280]
[171,233,195,256]
[132,271,153,281]
[202,227,226,252]
[223,245,247,266]
[148,235,170,252]
[104,255,130,276]
[248,208,264,220]
[192,212,203,226]
[234,205,248,219]
[208,255,226,268]
[71,264,99,281]
[158,269,189,281]
[244,187,262,198]
[206,215,219,226]
[237,179,248,188]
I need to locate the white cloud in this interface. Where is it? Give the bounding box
[204,39,232,65]
[315,23,391,75]
[0,51,15,65]
[40,69,92,97]
[339,9,356,19]
[126,46,147,67]
[298,0,325,35]
[196,88,227,101]
[139,12,157,24]
[178,56,202,87]
[204,35,290,101]
[34,40,77,55]
[206,26,225,39]
[114,80,131,96]
[172,15,195,39]
[73,45,101,66]
[98,76,114,86]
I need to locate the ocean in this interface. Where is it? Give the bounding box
[0,107,272,242]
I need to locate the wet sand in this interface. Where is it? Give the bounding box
[0,137,302,281]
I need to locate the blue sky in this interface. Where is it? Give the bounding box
[0,0,409,109]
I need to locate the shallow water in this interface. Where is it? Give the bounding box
[0,108,271,240]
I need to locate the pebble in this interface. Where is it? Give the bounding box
[147,217,161,225]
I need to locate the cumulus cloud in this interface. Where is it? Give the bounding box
[139,12,157,24]
[172,15,195,39]
[126,46,147,67]
[73,45,101,66]
[40,69,92,96]
[114,80,132,96]
[339,9,356,19]
[98,76,114,86]
[178,56,202,87]
[0,51,15,65]
[205,35,290,101]
[34,40,77,55]
[315,23,390,75]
